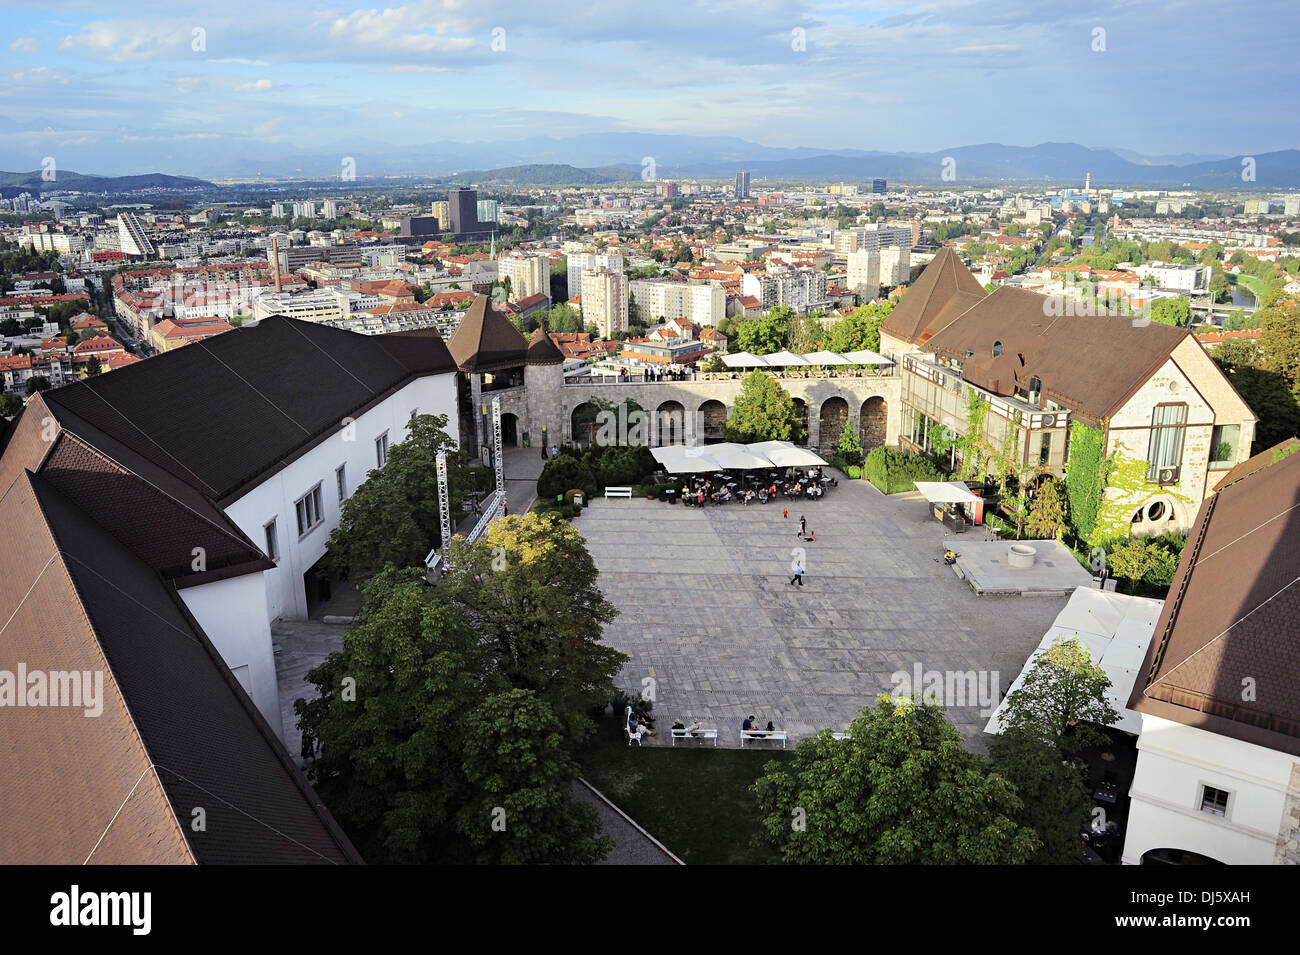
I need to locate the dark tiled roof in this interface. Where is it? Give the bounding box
[40,316,456,504]
[924,286,1189,427]
[0,471,362,863]
[881,247,987,345]
[445,295,527,372]
[1128,443,1300,756]
[526,327,565,366]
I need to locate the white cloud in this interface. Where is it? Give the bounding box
[10,37,41,53]
[235,78,273,92]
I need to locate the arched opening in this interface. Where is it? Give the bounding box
[656,400,686,446]
[699,399,727,444]
[570,402,599,446]
[1140,848,1225,866]
[818,396,849,456]
[791,399,809,446]
[500,412,519,447]
[859,396,888,453]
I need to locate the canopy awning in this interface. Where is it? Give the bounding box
[704,442,777,470]
[984,588,1164,737]
[762,351,809,366]
[746,440,828,468]
[802,350,852,365]
[842,348,894,365]
[721,352,769,368]
[914,480,982,504]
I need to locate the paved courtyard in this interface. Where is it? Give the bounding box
[576,480,1070,751]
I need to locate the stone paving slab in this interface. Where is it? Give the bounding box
[945,538,1096,596]
[577,483,1069,752]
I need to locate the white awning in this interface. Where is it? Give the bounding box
[914,481,981,504]
[984,587,1164,737]
[704,442,777,470]
[762,351,810,366]
[651,445,722,473]
[803,350,852,365]
[842,348,894,365]
[721,352,769,368]
[746,440,828,468]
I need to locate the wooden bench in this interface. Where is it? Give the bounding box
[740,730,788,748]
[605,486,633,500]
[671,728,718,746]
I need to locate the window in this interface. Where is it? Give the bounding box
[336,464,347,502]
[295,484,324,537]
[409,408,418,420]
[1039,431,1052,465]
[1200,785,1230,817]
[376,431,389,467]
[992,341,1003,357]
[1209,424,1240,469]
[1146,403,1187,482]
[264,519,279,562]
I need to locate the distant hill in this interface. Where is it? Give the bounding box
[0,170,212,196]
[437,163,619,186]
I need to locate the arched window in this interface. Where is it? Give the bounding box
[992,341,1003,357]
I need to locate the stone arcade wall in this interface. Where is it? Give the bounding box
[555,374,903,450]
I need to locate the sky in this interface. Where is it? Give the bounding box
[0,0,1297,176]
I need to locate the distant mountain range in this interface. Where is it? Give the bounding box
[0,170,211,197]
[2,137,1297,192]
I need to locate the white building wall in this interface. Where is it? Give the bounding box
[221,372,458,622]
[1123,715,1298,865]
[179,573,281,735]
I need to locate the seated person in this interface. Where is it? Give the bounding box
[686,719,704,736]
[943,549,959,565]
[758,489,769,503]
[742,715,755,733]
[671,719,685,733]
[637,718,656,738]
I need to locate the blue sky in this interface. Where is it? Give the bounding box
[0,0,1296,175]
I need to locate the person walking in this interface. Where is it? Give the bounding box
[502,498,508,517]
[789,559,805,587]
[783,508,789,520]
[797,515,806,538]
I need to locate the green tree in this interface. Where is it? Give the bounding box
[25,375,50,396]
[438,513,626,745]
[995,638,1119,757]
[835,424,864,467]
[84,355,102,378]
[829,301,893,353]
[1257,297,1300,393]
[322,413,485,584]
[752,696,1040,864]
[1025,478,1067,540]
[724,370,803,443]
[0,392,23,416]
[988,727,1091,865]
[454,689,612,864]
[296,567,485,862]
[733,305,792,355]
[1149,297,1191,327]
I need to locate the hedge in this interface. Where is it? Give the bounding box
[863,446,944,494]
[537,443,658,501]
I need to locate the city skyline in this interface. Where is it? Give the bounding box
[1,0,1297,177]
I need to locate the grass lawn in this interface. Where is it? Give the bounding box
[579,717,796,865]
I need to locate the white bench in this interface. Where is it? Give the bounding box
[623,706,643,746]
[671,728,718,746]
[605,486,633,499]
[740,730,788,748]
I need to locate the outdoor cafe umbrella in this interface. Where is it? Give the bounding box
[703,442,777,471]
[746,440,828,468]
[841,348,894,365]
[651,444,723,473]
[802,350,852,365]
[762,351,810,367]
[721,352,770,368]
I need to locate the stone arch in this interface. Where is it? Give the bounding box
[1140,847,1225,866]
[699,399,727,443]
[501,412,519,447]
[791,398,809,446]
[818,396,849,456]
[859,396,887,453]
[570,402,599,446]
[656,400,686,446]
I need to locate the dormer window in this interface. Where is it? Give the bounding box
[992,341,1003,357]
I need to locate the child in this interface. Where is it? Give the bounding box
[783,508,789,519]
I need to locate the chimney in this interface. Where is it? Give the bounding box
[271,236,283,293]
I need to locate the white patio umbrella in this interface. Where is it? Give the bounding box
[651,445,723,473]
[802,350,852,365]
[841,348,894,365]
[913,481,981,504]
[704,443,777,471]
[762,351,810,366]
[721,352,769,368]
[747,441,828,468]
